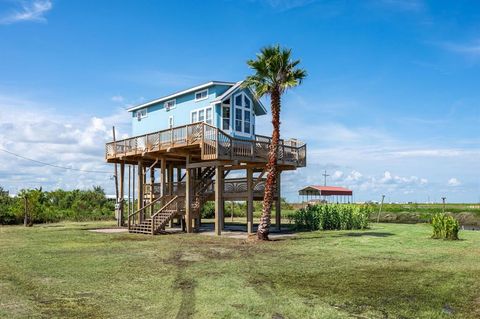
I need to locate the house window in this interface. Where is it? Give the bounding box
[195,89,208,101]
[222,105,230,130]
[168,116,174,128]
[233,92,253,135]
[136,109,147,120]
[164,99,176,111]
[191,106,213,125]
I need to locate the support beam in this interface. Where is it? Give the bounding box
[247,168,254,234]
[150,166,155,216]
[275,171,281,231]
[185,157,193,233]
[161,157,166,197]
[215,166,224,235]
[118,162,125,227]
[168,162,174,195]
[137,161,144,222]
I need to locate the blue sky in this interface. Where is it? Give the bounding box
[0,0,479,203]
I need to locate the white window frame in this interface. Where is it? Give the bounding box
[233,92,253,137]
[221,102,231,131]
[194,89,209,102]
[136,108,148,121]
[168,116,174,128]
[164,99,176,111]
[190,105,213,125]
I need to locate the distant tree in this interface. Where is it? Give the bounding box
[0,187,17,225]
[243,45,306,240]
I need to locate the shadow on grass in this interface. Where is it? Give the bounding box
[338,232,395,238]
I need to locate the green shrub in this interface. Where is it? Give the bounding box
[431,213,460,240]
[293,204,371,231]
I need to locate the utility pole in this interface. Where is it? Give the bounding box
[23,195,28,227]
[376,194,385,223]
[441,197,446,214]
[322,169,330,186]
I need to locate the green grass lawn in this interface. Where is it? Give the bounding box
[0,222,479,319]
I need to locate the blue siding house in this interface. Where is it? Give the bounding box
[106,80,306,236]
[127,81,268,138]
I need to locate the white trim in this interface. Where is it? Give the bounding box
[190,105,213,125]
[164,99,176,111]
[127,81,235,112]
[233,92,253,137]
[221,101,231,131]
[212,81,268,115]
[194,89,209,102]
[135,108,148,121]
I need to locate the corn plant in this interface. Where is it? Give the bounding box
[293,204,372,231]
[431,213,459,240]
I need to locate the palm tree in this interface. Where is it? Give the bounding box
[243,45,306,240]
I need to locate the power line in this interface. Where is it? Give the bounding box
[0,147,112,174]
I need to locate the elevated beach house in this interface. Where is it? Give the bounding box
[105,81,306,235]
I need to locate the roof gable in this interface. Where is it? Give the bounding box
[212,81,268,116]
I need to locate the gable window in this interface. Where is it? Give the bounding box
[195,89,208,101]
[164,99,176,111]
[136,109,147,121]
[233,92,253,135]
[191,106,213,125]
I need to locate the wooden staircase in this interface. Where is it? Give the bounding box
[128,195,185,234]
[128,166,222,235]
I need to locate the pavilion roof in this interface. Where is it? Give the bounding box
[299,185,353,196]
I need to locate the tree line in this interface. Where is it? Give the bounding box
[0,186,115,225]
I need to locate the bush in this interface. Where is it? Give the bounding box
[431,213,460,240]
[293,204,372,231]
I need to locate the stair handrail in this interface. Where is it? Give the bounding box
[127,195,164,230]
[151,195,179,234]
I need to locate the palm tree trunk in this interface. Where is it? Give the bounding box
[257,89,281,240]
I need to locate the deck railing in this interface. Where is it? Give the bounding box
[106,122,306,167]
[145,178,272,197]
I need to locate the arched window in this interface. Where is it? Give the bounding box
[233,92,253,136]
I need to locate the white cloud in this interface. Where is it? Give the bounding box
[374,0,425,12]
[111,95,124,103]
[0,93,130,194]
[0,0,53,25]
[447,178,461,187]
[441,40,480,57]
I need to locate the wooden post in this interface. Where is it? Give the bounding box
[112,127,119,202]
[132,165,136,224]
[275,171,281,231]
[119,162,125,227]
[168,162,174,195]
[23,195,28,227]
[161,157,166,197]
[185,157,193,233]
[150,166,155,216]
[168,162,174,228]
[247,168,254,234]
[137,161,144,222]
[128,165,131,216]
[215,166,224,235]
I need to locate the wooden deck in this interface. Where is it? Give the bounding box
[105,122,306,167]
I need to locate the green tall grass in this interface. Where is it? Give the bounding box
[293,204,372,231]
[431,213,460,240]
